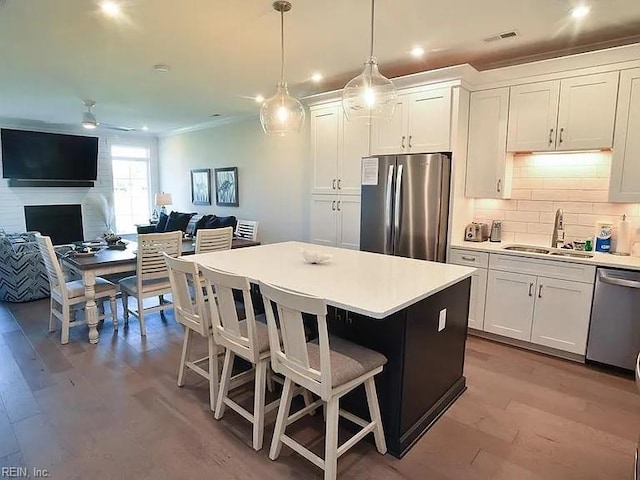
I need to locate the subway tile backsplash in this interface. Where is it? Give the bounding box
[473,152,640,246]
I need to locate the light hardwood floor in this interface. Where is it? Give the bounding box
[0,299,638,479]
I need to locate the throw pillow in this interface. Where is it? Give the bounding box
[155,212,169,232]
[165,211,196,233]
[202,215,237,230]
[185,214,204,237]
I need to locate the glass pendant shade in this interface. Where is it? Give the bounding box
[260,82,305,136]
[342,57,397,123]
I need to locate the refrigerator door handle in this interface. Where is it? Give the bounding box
[394,164,404,252]
[384,165,394,254]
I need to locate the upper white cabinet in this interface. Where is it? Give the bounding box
[371,87,452,155]
[506,72,619,152]
[609,68,640,202]
[465,88,512,198]
[310,103,369,196]
[507,81,560,152]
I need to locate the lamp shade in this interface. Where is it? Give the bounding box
[155,192,172,206]
[342,57,397,123]
[260,82,306,136]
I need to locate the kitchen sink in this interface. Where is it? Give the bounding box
[503,246,551,254]
[549,251,594,259]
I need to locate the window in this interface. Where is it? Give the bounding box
[111,144,151,234]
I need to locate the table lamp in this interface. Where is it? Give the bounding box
[155,192,172,215]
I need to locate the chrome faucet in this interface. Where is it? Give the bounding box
[551,208,565,248]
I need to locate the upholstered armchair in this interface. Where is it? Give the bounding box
[0,232,51,302]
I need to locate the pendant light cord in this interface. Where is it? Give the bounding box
[369,0,375,59]
[280,7,285,84]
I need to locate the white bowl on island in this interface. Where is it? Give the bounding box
[300,248,332,265]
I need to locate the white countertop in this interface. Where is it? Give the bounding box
[451,241,640,271]
[188,241,475,319]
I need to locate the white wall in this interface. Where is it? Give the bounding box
[158,117,310,244]
[0,124,158,240]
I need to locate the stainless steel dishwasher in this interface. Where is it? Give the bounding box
[587,268,640,370]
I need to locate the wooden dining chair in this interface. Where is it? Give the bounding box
[163,253,219,411]
[195,227,233,254]
[36,235,118,345]
[260,281,387,480]
[235,220,259,241]
[119,231,182,336]
[200,265,280,451]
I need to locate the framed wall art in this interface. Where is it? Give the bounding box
[191,168,211,205]
[214,167,239,207]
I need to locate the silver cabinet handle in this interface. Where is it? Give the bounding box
[599,270,640,289]
[332,179,336,190]
[497,179,502,193]
[337,179,341,190]
[401,136,406,149]
[331,200,336,211]
[528,282,533,297]
[548,128,554,146]
[538,284,543,298]
[461,256,476,262]
[408,135,413,149]
[337,200,341,211]
[559,128,564,145]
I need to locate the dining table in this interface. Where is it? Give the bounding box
[58,236,260,344]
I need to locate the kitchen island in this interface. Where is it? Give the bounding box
[189,241,474,457]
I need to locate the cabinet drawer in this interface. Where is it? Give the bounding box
[489,254,596,284]
[450,248,489,268]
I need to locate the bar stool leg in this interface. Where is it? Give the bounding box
[177,328,191,387]
[324,396,340,480]
[252,359,268,451]
[207,335,219,412]
[365,377,387,454]
[269,377,294,460]
[215,350,235,420]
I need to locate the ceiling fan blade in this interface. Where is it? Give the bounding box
[99,123,137,132]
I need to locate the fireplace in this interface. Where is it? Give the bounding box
[24,204,84,245]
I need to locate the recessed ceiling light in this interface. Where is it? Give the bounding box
[100,1,121,17]
[255,95,265,104]
[411,46,425,58]
[571,4,591,18]
[153,64,170,73]
[141,125,149,131]
[311,73,323,83]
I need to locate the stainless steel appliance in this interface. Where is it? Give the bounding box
[360,154,450,262]
[490,221,502,242]
[464,222,489,242]
[587,268,640,370]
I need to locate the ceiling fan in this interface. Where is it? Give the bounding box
[81,100,138,132]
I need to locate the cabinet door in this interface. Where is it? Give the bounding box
[339,114,369,195]
[531,277,593,355]
[609,68,640,202]
[337,196,361,250]
[465,88,511,198]
[556,72,619,151]
[370,97,407,155]
[310,195,337,246]
[406,88,452,152]
[468,268,488,330]
[507,81,560,152]
[484,270,536,341]
[311,106,340,194]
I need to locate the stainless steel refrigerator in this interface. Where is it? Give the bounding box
[360,153,451,262]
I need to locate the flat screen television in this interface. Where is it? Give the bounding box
[1,129,98,181]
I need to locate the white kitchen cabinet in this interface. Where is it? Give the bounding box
[449,248,488,330]
[371,87,451,155]
[310,103,369,196]
[556,72,619,151]
[465,88,513,198]
[530,276,594,355]
[506,72,619,152]
[484,270,536,341]
[310,194,360,250]
[609,68,640,202]
[507,81,560,152]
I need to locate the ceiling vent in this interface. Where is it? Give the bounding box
[484,30,520,43]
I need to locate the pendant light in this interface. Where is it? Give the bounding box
[342,0,397,123]
[260,1,305,136]
[82,100,98,129]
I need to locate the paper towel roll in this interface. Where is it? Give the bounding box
[616,215,632,255]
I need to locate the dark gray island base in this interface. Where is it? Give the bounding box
[327,277,471,458]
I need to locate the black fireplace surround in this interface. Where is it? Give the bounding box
[24,204,84,245]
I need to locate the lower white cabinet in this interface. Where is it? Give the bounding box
[467,268,488,330]
[310,195,360,250]
[484,270,536,341]
[530,276,593,355]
